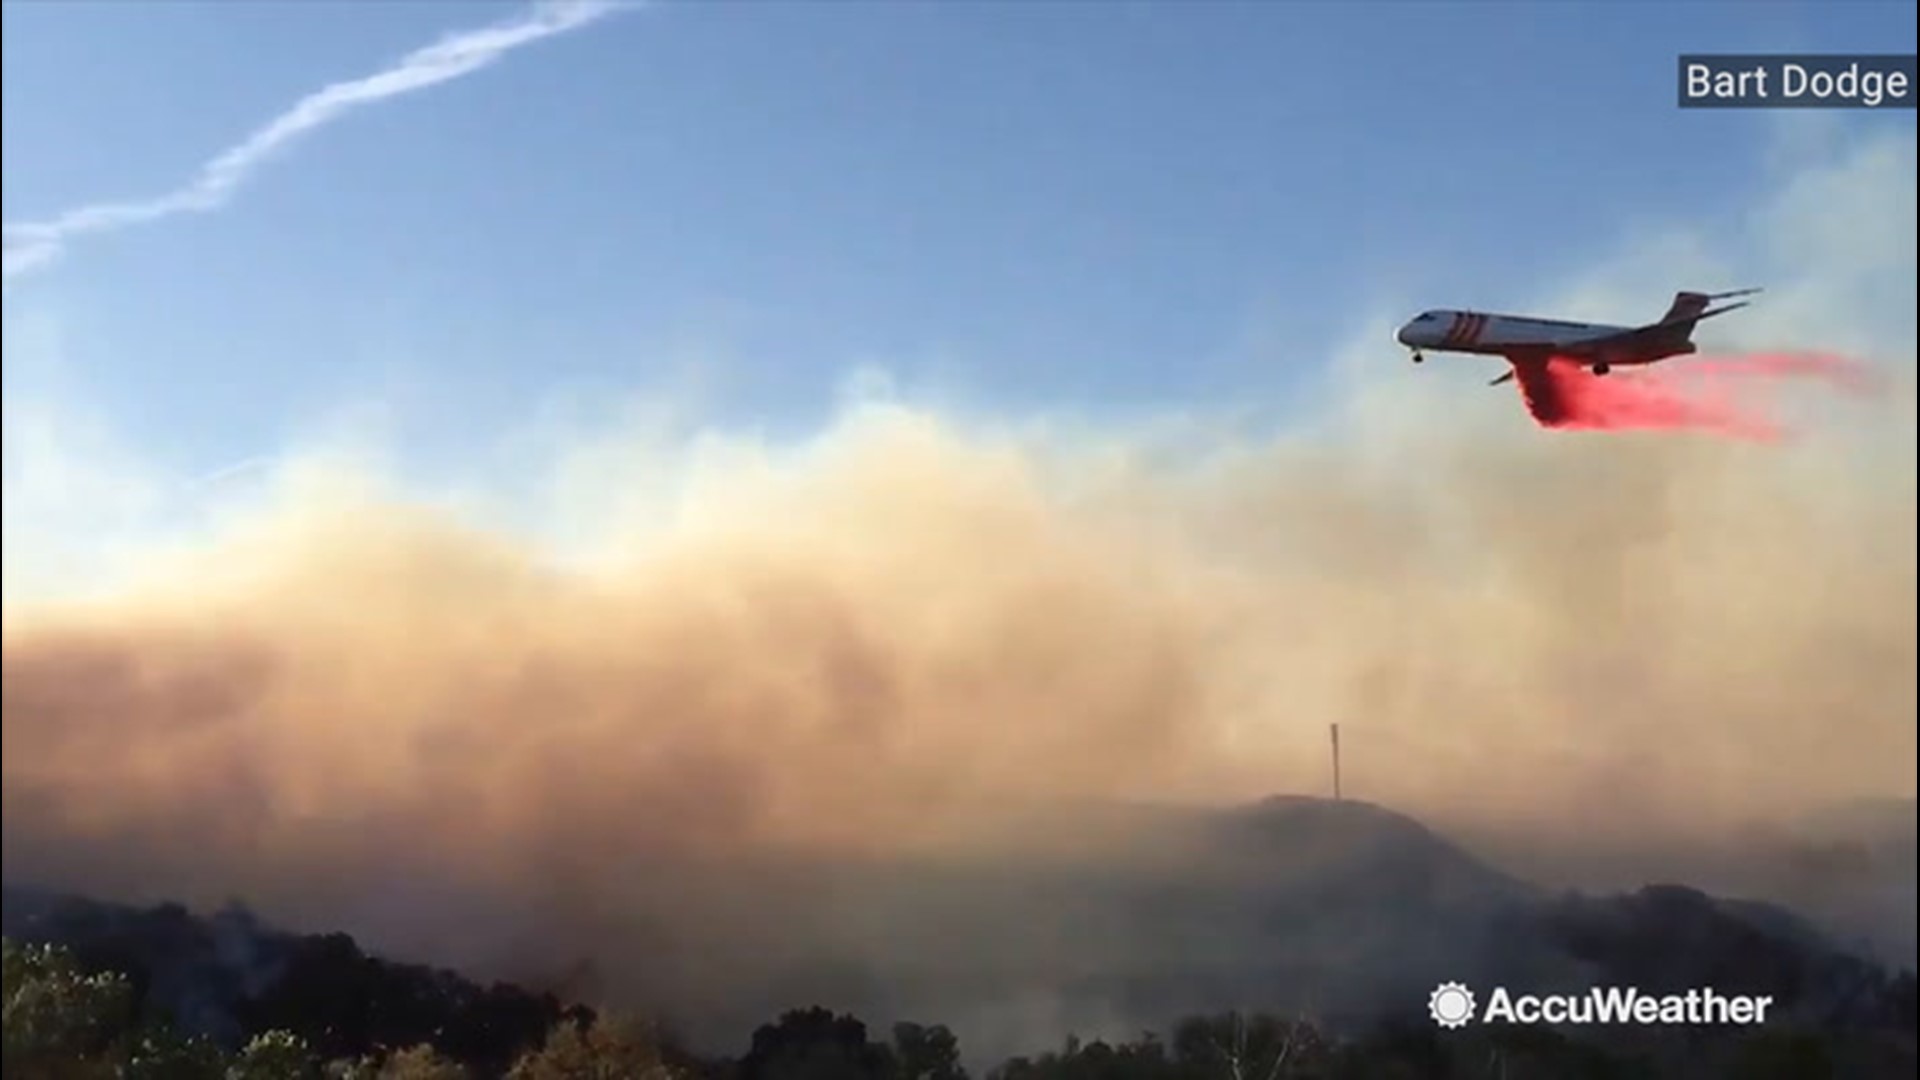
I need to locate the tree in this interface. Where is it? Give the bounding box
[376,1043,475,1079]
[985,1030,1176,1080]
[227,1030,322,1080]
[3,937,137,1078]
[123,1025,228,1079]
[736,1007,895,1080]
[1170,1011,1333,1079]
[506,1014,678,1079]
[891,1021,967,1080]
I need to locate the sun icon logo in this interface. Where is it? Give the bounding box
[1428,981,1476,1028]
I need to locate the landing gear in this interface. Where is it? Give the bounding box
[1410,351,1424,364]
[1592,362,1611,376]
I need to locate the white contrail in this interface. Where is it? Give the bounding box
[3,0,637,284]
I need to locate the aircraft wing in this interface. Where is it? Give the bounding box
[1499,354,1575,424]
[1489,346,1555,386]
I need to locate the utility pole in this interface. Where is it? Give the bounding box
[1330,722,1342,801]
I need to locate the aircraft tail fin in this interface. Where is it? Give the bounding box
[1661,292,1716,325]
[1657,288,1762,342]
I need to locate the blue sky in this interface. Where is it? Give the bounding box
[2,0,1915,477]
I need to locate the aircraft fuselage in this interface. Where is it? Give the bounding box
[1393,310,1692,365]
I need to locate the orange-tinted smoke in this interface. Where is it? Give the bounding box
[1511,352,1879,440]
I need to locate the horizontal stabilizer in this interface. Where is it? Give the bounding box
[1686,300,1753,324]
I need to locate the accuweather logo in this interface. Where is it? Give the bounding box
[1428,982,1774,1029]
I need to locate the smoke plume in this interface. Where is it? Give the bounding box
[3,124,1916,1050]
[4,357,1913,998]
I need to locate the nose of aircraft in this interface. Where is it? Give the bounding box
[1395,319,1417,347]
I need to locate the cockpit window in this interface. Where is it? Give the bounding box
[1414,312,1436,322]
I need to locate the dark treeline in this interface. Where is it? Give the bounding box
[5,876,1918,1079]
[7,932,1917,1080]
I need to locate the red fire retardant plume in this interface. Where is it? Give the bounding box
[1510,353,1881,441]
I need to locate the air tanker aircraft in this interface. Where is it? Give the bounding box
[1396,288,1762,387]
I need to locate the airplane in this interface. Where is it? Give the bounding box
[1394,288,1762,387]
